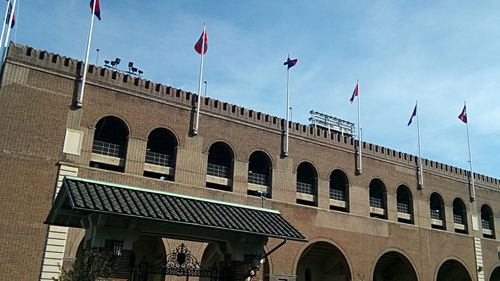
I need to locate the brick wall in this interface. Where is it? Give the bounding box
[1,43,500,280]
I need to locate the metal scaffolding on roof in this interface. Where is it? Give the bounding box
[309,110,355,136]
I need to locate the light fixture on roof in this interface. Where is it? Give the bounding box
[104,57,121,69]
[103,58,144,77]
[127,61,143,77]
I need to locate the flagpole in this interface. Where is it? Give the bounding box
[416,100,424,188]
[77,0,97,107]
[356,80,362,174]
[2,0,15,50]
[0,0,16,66]
[284,54,291,157]
[193,23,206,136]
[464,101,475,201]
[0,0,12,56]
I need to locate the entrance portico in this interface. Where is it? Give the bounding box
[45,176,306,280]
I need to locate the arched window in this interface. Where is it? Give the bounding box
[396,185,413,224]
[453,198,467,234]
[247,151,272,198]
[329,170,349,212]
[144,128,177,180]
[296,162,317,206]
[90,116,129,172]
[369,179,387,219]
[481,204,495,239]
[206,142,233,191]
[430,193,446,230]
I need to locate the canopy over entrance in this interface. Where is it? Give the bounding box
[45,176,306,243]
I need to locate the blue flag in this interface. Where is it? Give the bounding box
[6,1,15,28]
[407,104,417,126]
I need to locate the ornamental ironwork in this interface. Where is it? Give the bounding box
[131,243,227,280]
[164,243,202,276]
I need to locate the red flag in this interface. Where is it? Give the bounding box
[458,105,467,123]
[349,83,359,103]
[194,29,208,55]
[89,0,101,20]
[284,57,298,69]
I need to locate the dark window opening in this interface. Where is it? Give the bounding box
[206,142,233,191]
[453,198,468,234]
[91,116,128,172]
[430,193,446,230]
[369,179,387,219]
[396,185,413,224]
[248,151,272,198]
[248,151,271,186]
[481,204,495,239]
[145,128,177,168]
[296,162,317,206]
[329,170,349,212]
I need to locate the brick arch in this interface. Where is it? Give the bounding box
[427,190,447,205]
[328,167,351,185]
[370,248,420,281]
[291,237,353,280]
[91,114,131,136]
[293,160,319,175]
[144,126,180,148]
[204,139,237,160]
[434,257,473,281]
[247,148,275,168]
[488,263,500,281]
[391,181,415,194]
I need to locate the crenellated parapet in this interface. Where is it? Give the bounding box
[5,42,499,189]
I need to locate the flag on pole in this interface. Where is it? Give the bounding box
[89,0,101,20]
[194,29,208,55]
[6,1,14,28]
[349,83,359,103]
[284,57,297,69]
[407,104,417,126]
[192,24,208,135]
[458,105,467,123]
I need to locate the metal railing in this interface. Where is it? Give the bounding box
[92,140,125,158]
[207,163,230,178]
[297,181,314,195]
[370,197,383,208]
[145,151,173,167]
[430,209,442,220]
[329,189,346,201]
[397,202,410,214]
[454,214,465,225]
[248,172,268,186]
[482,219,492,230]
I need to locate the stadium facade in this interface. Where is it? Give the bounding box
[0,43,500,281]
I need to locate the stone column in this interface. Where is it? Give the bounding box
[317,177,330,209]
[273,156,295,204]
[174,135,207,187]
[124,136,147,175]
[233,159,248,195]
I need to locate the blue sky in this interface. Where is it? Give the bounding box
[10,1,500,179]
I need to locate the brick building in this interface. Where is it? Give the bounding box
[0,43,499,281]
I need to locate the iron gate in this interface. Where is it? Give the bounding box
[130,243,228,281]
